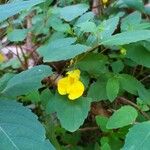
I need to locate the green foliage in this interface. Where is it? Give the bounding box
[107,106,138,129]
[101,30,150,46]
[88,79,108,101]
[106,77,120,102]
[125,44,150,68]
[0,100,55,150]
[37,38,90,62]
[60,4,89,21]
[0,0,150,149]
[43,90,91,132]
[123,0,144,11]
[0,0,44,22]
[7,29,28,42]
[122,121,150,150]
[2,65,52,97]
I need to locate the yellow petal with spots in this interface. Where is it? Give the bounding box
[57,77,69,95]
[68,80,84,100]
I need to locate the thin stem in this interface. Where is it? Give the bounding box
[118,97,150,120]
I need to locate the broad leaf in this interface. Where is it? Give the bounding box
[118,74,142,95]
[107,106,138,129]
[101,30,150,46]
[76,53,108,76]
[2,65,52,97]
[125,44,150,68]
[76,21,97,33]
[0,100,55,150]
[60,4,89,21]
[123,0,144,11]
[121,11,141,32]
[0,73,14,92]
[98,16,119,40]
[106,77,119,102]
[122,121,150,150]
[0,0,44,22]
[46,92,91,132]
[37,38,90,62]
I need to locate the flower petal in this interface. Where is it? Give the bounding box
[68,80,84,100]
[58,77,69,95]
[67,69,80,80]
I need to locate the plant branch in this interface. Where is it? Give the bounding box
[118,97,150,120]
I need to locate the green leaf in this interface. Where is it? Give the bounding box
[2,65,52,97]
[118,74,142,95]
[24,90,41,103]
[101,30,150,46]
[0,100,55,150]
[125,44,150,68]
[98,16,119,40]
[76,53,108,76]
[37,38,90,62]
[48,15,71,33]
[96,115,109,132]
[0,0,44,22]
[123,0,144,11]
[111,60,124,73]
[106,77,119,102]
[0,73,14,92]
[60,4,89,21]
[121,11,141,32]
[75,12,95,25]
[107,106,138,129]
[88,79,108,101]
[122,121,150,150]
[76,21,97,33]
[138,86,150,105]
[47,94,91,132]
[7,29,28,42]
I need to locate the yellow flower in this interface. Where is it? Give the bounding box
[57,69,84,100]
[102,0,108,4]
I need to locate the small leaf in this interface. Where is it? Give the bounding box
[60,4,89,21]
[96,115,109,132]
[0,100,55,150]
[106,77,119,102]
[111,60,124,73]
[8,29,28,42]
[122,121,150,150]
[106,106,138,129]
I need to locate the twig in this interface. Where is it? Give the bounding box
[78,126,99,132]
[118,97,150,120]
